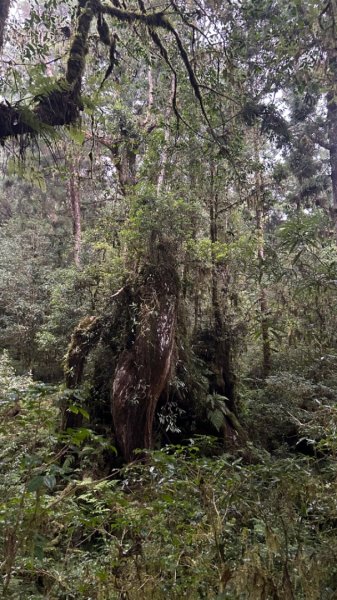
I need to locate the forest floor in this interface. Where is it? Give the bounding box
[2,360,337,599]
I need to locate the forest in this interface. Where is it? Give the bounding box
[1,0,337,597]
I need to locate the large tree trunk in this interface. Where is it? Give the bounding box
[112,242,179,461]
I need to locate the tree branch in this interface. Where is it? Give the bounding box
[0,0,212,145]
[0,0,94,139]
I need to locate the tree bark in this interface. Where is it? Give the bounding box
[0,0,10,51]
[111,243,179,461]
[68,156,82,267]
[323,0,337,241]
[157,76,175,194]
[209,164,237,413]
[327,91,337,240]
[254,132,271,377]
[256,204,271,377]
[62,315,102,430]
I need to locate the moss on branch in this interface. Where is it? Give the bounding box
[0,0,209,141]
[0,0,94,139]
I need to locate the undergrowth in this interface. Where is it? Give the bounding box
[1,352,337,599]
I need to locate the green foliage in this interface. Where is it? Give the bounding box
[278,211,330,253]
[2,374,337,599]
[2,2,337,597]
[120,185,199,261]
[206,394,230,432]
[244,370,337,453]
[7,159,47,193]
[0,350,33,402]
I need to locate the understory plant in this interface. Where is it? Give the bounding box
[2,358,337,599]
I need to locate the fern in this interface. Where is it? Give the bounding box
[206,393,230,431]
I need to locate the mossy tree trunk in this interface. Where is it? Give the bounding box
[68,154,82,268]
[62,242,179,462]
[112,242,179,461]
[62,316,102,430]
